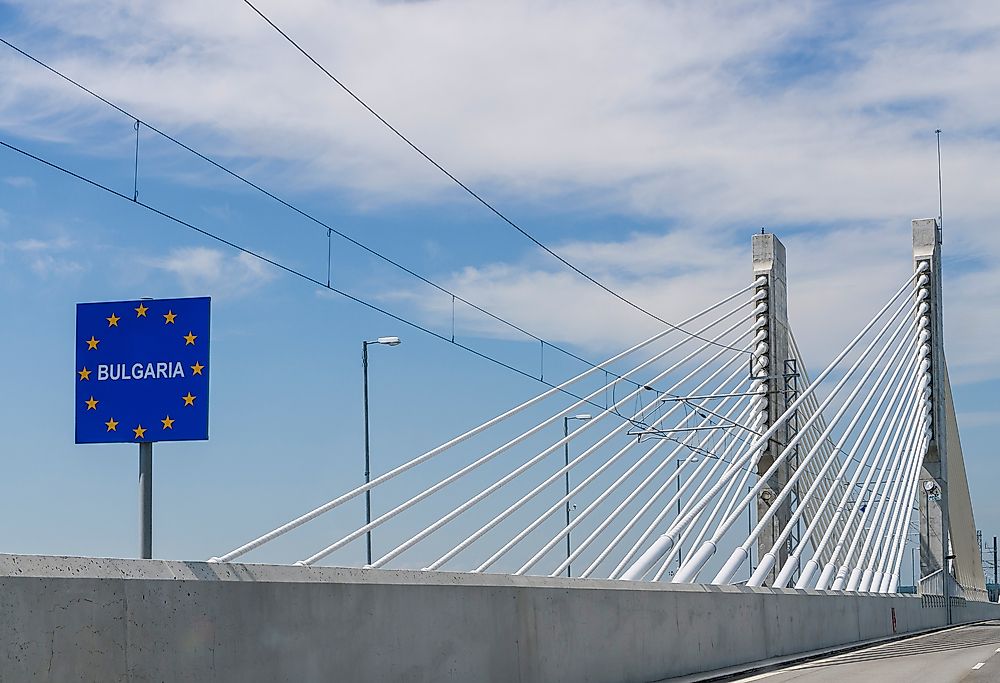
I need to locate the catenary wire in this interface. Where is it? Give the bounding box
[236,0,749,355]
[0,35,668,394]
[0,137,752,431]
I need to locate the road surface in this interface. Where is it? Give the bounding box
[728,620,1000,682]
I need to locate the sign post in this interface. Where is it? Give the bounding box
[75,296,210,559]
[139,441,152,558]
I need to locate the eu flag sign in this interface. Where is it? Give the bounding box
[75,296,210,444]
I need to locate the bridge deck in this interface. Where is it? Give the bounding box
[719,620,1000,683]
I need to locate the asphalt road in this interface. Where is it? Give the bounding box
[728,621,1000,682]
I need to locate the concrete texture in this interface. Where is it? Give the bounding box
[1,554,999,682]
[752,232,795,582]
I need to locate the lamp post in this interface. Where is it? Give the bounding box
[363,336,401,566]
[563,414,592,576]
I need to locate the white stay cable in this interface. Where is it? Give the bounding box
[696,282,923,585]
[585,380,764,579]
[858,399,930,591]
[789,332,861,546]
[614,372,769,579]
[814,349,927,589]
[562,398,756,578]
[415,320,760,572]
[620,267,927,581]
[650,409,766,581]
[858,426,927,592]
[876,431,929,592]
[578,395,758,579]
[787,330,925,589]
[608,402,763,579]
[752,311,922,587]
[573,396,759,579]
[828,358,928,590]
[880,434,930,594]
[487,355,754,574]
[626,400,761,581]
[513,370,755,576]
[678,376,770,569]
[305,300,760,567]
[663,425,763,581]
[848,344,932,590]
[848,388,929,591]
[210,281,760,563]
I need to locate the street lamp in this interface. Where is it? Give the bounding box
[363,336,402,566]
[563,414,592,577]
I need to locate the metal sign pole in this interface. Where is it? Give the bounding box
[139,442,152,559]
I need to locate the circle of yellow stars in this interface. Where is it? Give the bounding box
[79,302,206,440]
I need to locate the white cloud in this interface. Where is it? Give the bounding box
[2,0,996,221]
[149,246,275,297]
[12,236,75,252]
[2,0,999,377]
[24,252,85,278]
[3,176,36,189]
[389,216,1000,386]
[0,233,84,278]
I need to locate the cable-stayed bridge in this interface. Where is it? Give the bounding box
[207,218,985,611]
[4,217,998,683]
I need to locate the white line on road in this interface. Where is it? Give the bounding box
[973,663,985,670]
[728,623,990,682]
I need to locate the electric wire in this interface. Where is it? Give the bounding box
[329,313,758,570]
[0,36,662,395]
[0,137,649,417]
[237,0,750,355]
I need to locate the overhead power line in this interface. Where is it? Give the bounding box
[0,138,577,403]
[239,0,748,355]
[0,35,650,393]
[1,137,748,428]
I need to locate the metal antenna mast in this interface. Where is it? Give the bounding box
[935,129,943,241]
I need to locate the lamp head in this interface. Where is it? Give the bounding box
[376,336,402,346]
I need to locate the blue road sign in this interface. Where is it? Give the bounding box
[75,296,210,444]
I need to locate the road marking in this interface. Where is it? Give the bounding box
[729,623,992,681]
[995,647,1000,653]
[731,670,780,682]
[973,663,985,670]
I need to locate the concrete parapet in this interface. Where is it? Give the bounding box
[1,554,999,682]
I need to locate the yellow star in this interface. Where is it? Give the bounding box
[182,392,196,406]
[78,367,91,381]
[163,310,177,324]
[190,361,205,375]
[135,303,148,317]
[183,331,197,346]
[105,417,118,432]
[85,396,99,411]
[86,336,100,350]
[133,424,147,440]
[161,415,175,430]
[106,313,120,327]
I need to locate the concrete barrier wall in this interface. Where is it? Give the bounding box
[2,554,998,682]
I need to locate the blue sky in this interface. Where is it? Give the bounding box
[1,0,999,583]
